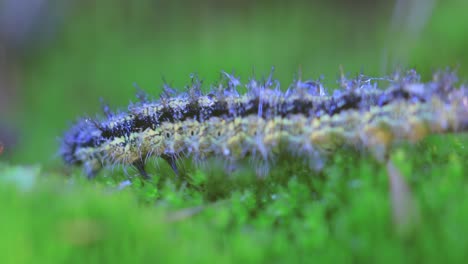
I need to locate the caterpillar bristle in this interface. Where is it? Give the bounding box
[99,98,113,118]
[161,79,177,100]
[187,73,203,100]
[60,69,468,179]
[133,82,150,103]
[222,71,241,90]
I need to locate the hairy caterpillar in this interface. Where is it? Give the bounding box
[61,69,468,179]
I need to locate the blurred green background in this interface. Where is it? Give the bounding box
[1,0,467,166]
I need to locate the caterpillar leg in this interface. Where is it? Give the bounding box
[83,161,101,179]
[132,159,150,180]
[162,155,180,177]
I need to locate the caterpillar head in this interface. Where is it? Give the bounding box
[60,118,103,166]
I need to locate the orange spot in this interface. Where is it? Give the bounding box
[365,126,394,147]
[0,142,3,155]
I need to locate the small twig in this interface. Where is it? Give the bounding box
[386,159,420,237]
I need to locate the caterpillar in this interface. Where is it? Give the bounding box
[60,69,468,179]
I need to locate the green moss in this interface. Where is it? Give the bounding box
[1,133,468,263]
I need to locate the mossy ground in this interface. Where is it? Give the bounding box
[2,134,467,263]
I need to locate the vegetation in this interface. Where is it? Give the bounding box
[2,134,468,263]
